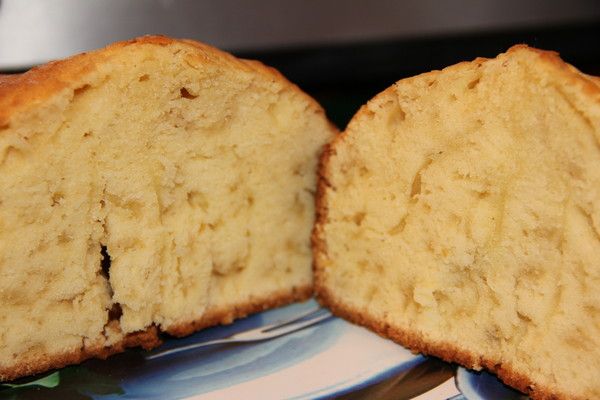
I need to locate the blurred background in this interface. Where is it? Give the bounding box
[1,0,599,127]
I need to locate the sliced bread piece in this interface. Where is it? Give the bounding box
[0,36,336,381]
[314,45,600,400]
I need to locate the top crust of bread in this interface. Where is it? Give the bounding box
[313,45,600,400]
[0,35,329,129]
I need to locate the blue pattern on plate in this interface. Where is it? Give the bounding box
[93,301,341,399]
[456,367,528,400]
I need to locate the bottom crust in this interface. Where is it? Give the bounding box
[315,285,566,400]
[166,284,313,337]
[1,284,312,382]
[0,326,162,383]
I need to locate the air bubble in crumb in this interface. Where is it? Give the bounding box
[180,88,198,99]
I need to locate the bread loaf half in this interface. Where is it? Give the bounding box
[0,36,335,380]
[314,46,600,400]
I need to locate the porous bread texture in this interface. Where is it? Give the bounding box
[314,46,600,400]
[0,36,335,380]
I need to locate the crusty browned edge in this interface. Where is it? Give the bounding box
[1,285,312,382]
[166,284,313,337]
[312,44,600,400]
[316,285,567,400]
[0,35,333,131]
[0,326,162,382]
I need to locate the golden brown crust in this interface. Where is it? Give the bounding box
[312,44,598,400]
[0,35,331,128]
[1,285,312,382]
[0,326,162,382]
[1,347,98,383]
[330,45,598,140]
[166,284,313,337]
[315,285,566,400]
